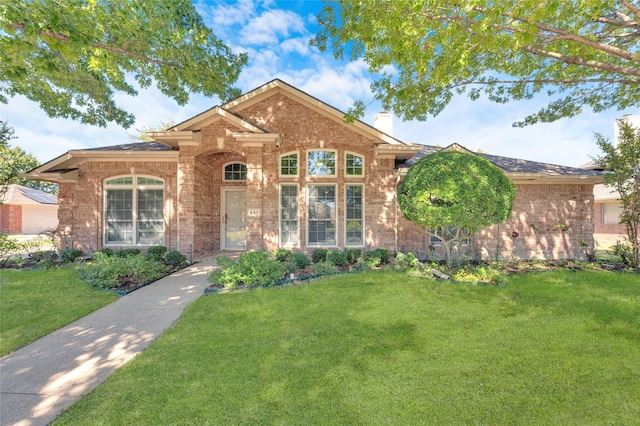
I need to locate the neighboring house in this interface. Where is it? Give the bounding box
[0,184,58,234]
[23,79,603,260]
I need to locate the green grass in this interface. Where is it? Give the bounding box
[0,268,119,356]
[56,270,640,425]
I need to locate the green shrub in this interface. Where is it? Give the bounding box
[274,248,292,262]
[373,247,391,264]
[29,250,59,268]
[363,251,381,267]
[327,250,348,267]
[290,252,311,269]
[61,249,83,264]
[208,251,286,288]
[165,250,187,268]
[77,252,166,289]
[394,252,419,269]
[115,248,141,258]
[96,247,114,257]
[146,245,168,261]
[311,260,339,275]
[0,233,22,262]
[344,248,361,265]
[312,248,328,263]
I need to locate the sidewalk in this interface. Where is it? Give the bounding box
[0,259,216,426]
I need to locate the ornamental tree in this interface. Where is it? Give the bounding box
[594,119,640,266]
[0,0,247,128]
[313,0,640,126]
[398,149,515,266]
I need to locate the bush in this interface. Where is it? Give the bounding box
[363,251,381,267]
[77,252,166,289]
[312,248,328,263]
[290,252,311,269]
[96,247,114,257]
[0,233,22,262]
[146,245,167,262]
[115,248,141,258]
[345,248,361,265]
[29,250,59,269]
[274,248,292,262]
[61,249,84,264]
[373,248,391,264]
[164,250,187,268]
[394,252,419,269]
[327,250,348,267]
[311,261,339,275]
[209,251,286,288]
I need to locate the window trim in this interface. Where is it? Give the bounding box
[103,175,165,246]
[279,184,300,248]
[279,151,299,178]
[344,151,365,177]
[344,184,365,247]
[306,184,338,247]
[222,162,247,182]
[307,149,337,177]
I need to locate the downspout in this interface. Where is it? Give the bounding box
[394,172,400,253]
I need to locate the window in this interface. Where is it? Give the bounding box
[307,185,336,246]
[345,153,364,176]
[345,185,364,246]
[308,150,336,176]
[224,163,247,181]
[280,153,298,176]
[105,176,164,245]
[603,203,622,224]
[280,185,299,246]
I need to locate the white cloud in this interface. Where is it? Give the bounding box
[281,37,311,56]
[240,10,306,45]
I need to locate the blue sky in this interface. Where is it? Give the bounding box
[1,0,636,167]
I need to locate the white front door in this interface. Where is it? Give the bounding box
[221,188,246,250]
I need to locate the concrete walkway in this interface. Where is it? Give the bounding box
[1,260,216,426]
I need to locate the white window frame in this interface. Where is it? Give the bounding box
[306,184,338,247]
[222,162,247,182]
[345,184,365,247]
[307,149,337,177]
[279,152,299,177]
[279,184,299,247]
[345,152,365,177]
[104,175,164,246]
[602,202,623,224]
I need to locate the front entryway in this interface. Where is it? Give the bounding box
[221,188,246,250]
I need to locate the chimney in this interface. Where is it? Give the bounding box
[374,112,393,136]
[614,113,640,145]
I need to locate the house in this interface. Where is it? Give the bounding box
[0,184,58,235]
[22,79,603,260]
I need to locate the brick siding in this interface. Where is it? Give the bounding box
[0,204,22,234]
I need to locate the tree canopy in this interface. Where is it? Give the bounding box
[594,119,640,266]
[0,0,248,128]
[313,0,640,126]
[398,149,515,265]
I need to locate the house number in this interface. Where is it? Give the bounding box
[247,209,261,217]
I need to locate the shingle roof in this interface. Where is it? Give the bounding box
[86,142,176,152]
[2,185,58,205]
[399,145,604,177]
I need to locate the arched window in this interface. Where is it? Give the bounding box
[223,163,247,181]
[104,176,164,245]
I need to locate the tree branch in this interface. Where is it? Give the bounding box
[620,0,640,22]
[4,22,180,69]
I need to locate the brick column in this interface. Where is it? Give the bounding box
[244,146,264,251]
[177,154,196,255]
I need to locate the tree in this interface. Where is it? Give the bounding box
[397,149,515,266]
[313,1,640,126]
[594,119,640,266]
[0,0,248,128]
[0,121,57,201]
[127,118,176,142]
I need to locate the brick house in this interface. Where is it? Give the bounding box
[0,184,58,235]
[24,79,603,260]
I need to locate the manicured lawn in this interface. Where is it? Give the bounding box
[56,270,639,425]
[0,268,119,356]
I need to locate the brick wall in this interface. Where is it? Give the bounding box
[397,183,595,261]
[0,204,22,234]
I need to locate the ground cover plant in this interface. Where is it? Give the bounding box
[55,270,639,424]
[0,268,119,356]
